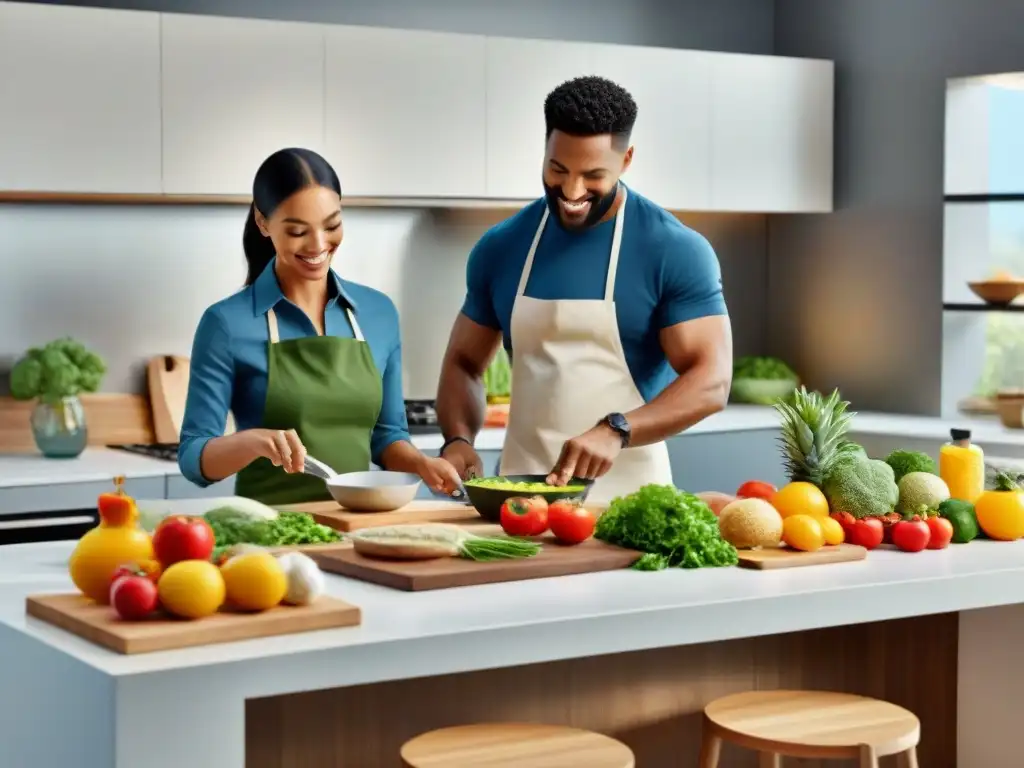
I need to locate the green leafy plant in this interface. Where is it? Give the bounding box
[9,338,106,405]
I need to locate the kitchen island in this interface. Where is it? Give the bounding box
[0,538,1021,767]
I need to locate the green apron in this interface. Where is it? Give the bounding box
[234,305,383,505]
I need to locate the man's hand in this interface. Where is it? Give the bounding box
[546,424,622,486]
[441,439,485,480]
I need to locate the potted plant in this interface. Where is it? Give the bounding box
[730,355,800,405]
[9,338,107,458]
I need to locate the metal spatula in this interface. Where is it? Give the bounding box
[303,455,338,481]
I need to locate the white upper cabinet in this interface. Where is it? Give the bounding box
[0,2,161,193]
[709,53,834,212]
[160,13,326,196]
[485,37,597,200]
[325,26,487,199]
[593,45,712,210]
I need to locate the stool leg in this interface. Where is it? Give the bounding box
[758,753,781,767]
[901,746,920,768]
[858,744,879,768]
[698,730,722,768]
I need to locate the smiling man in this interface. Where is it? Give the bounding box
[435,75,733,504]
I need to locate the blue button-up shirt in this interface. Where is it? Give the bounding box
[178,259,410,486]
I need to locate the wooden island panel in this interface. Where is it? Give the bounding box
[246,612,957,767]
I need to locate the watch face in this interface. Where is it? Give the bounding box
[606,413,629,434]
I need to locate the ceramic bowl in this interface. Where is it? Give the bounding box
[326,471,422,512]
[968,280,1024,306]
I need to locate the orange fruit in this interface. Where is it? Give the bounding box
[771,482,830,519]
[782,514,825,552]
[818,515,845,546]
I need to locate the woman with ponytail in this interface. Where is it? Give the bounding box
[178,148,460,505]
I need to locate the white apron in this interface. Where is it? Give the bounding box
[498,188,674,505]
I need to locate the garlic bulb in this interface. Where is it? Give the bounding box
[276,552,326,606]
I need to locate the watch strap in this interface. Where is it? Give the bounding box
[440,435,472,455]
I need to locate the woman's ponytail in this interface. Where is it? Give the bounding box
[242,202,275,286]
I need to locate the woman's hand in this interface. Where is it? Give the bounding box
[243,428,307,474]
[416,455,462,496]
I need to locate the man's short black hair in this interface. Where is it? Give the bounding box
[543,75,638,150]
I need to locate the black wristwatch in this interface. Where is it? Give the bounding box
[600,413,631,448]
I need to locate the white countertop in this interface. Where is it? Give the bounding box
[2,405,1022,490]
[4,537,1024,682]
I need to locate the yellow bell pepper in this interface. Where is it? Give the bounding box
[975,472,1024,541]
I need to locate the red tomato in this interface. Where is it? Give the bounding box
[499,496,549,537]
[152,516,216,567]
[926,516,954,550]
[832,512,884,550]
[736,480,777,501]
[548,501,597,545]
[110,561,161,589]
[110,575,159,620]
[892,517,931,553]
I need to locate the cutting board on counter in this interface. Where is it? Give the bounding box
[736,543,867,570]
[280,499,483,532]
[147,355,235,444]
[26,593,361,655]
[310,533,643,591]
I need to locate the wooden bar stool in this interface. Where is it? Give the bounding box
[699,690,920,768]
[401,723,635,768]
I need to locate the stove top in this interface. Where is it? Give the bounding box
[108,443,178,462]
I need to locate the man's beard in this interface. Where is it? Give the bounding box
[543,182,620,231]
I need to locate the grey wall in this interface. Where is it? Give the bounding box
[2,0,776,396]
[771,0,1024,415]
[39,0,775,53]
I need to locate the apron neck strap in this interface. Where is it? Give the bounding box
[266,307,281,344]
[516,187,629,301]
[266,306,365,342]
[604,187,628,300]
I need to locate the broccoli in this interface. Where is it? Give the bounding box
[821,452,899,519]
[9,338,106,405]
[884,449,939,483]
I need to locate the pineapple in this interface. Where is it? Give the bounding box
[774,387,859,487]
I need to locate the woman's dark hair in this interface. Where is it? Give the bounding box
[242,148,342,286]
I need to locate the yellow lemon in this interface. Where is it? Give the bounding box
[782,514,825,552]
[818,515,845,546]
[220,551,288,611]
[157,560,225,619]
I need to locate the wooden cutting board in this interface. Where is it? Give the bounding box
[736,543,867,570]
[280,499,483,532]
[310,534,642,591]
[147,355,235,444]
[26,593,361,654]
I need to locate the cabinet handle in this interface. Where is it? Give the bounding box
[0,516,94,531]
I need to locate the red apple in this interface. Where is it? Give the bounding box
[152,515,215,567]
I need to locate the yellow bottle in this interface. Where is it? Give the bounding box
[939,428,985,503]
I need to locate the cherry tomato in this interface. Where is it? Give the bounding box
[110,575,159,621]
[926,516,954,550]
[892,517,931,553]
[832,512,884,550]
[499,496,549,537]
[548,501,597,545]
[736,480,777,501]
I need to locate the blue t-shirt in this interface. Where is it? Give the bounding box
[178,259,409,487]
[461,187,728,402]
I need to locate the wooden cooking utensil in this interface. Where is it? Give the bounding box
[146,355,234,443]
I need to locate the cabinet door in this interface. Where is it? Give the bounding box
[160,13,325,196]
[593,45,712,210]
[0,3,161,193]
[710,54,833,213]
[485,37,596,200]
[325,26,486,198]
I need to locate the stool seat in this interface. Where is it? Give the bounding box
[700,690,920,767]
[401,723,635,768]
